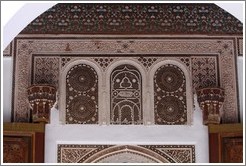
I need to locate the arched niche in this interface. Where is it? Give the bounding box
[105,59,148,125]
[149,60,193,125]
[59,59,103,124]
[110,64,142,124]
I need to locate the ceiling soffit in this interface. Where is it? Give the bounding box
[20,3,243,35]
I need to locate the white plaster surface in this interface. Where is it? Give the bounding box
[237,56,244,123]
[2,57,13,122]
[45,101,208,163]
[46,107,209,163]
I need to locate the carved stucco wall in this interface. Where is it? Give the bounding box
[3,3,242,125]
[10,36,240,124]
[60,57,192,125]
[3,35,242,163]
[2,3,243,163]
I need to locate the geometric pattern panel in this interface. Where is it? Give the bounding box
[137,57,158,70]
[33,56,60,88]
[177,57,191,68]
[61,56,73,67]
[57,144,195,163]
[66,64,98,124]
[154,64,187,125]
[92,57,115,71]
[21,3,242,35]
[191,56,218,91]
[110,64,142,124]
[137,57,191,71]
[141,145,196,163]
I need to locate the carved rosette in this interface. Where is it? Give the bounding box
[154,64,187,125]
[196,87,225,125]
[66,64,98,124]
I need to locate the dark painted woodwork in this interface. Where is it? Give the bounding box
[3,123,45,163]
[208,123,243,163]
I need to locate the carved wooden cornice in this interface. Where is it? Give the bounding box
[20,3,243,35]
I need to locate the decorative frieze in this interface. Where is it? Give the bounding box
[20,4,242,35]
[57,144,195,163]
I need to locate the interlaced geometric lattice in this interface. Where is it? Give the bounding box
[191,57,218,90]
[33,56,60,87]
[93,57,115,71]
[137,57,157,70]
